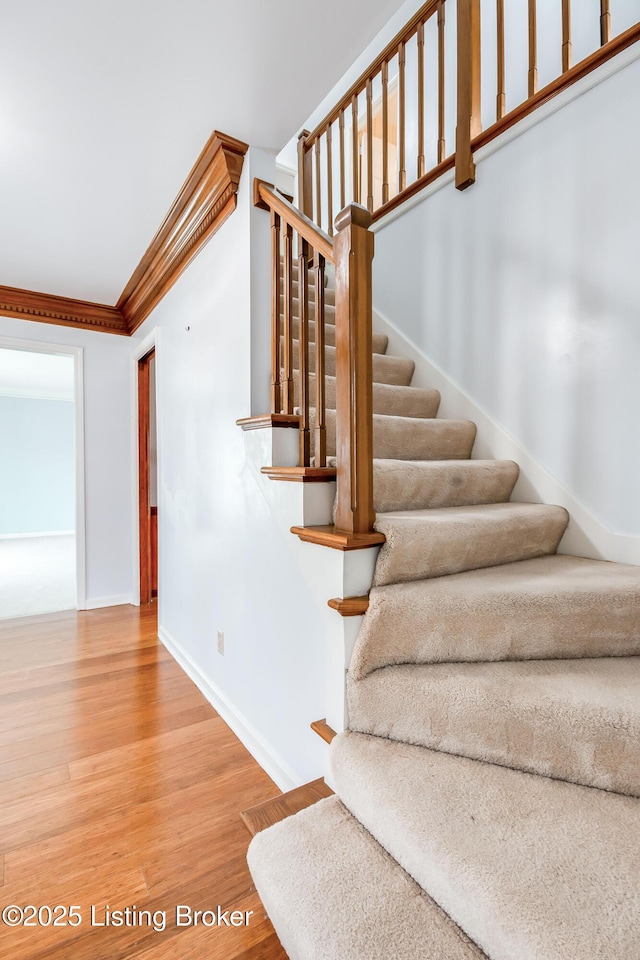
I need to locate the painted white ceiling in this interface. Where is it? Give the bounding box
[0,349,74,401]
[0,0,405,306]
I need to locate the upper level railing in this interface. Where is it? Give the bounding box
[298,0,640,223]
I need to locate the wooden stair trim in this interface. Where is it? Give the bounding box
[236,413,300,431]
[291,524,385,551]
[240,778,333,837]
[0,285,127,335]
[261,466,337,482]
[328,596,370,616]
[311,719,337,744]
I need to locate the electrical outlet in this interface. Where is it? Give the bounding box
[217,630,224,655]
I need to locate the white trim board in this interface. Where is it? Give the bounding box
[158,624,299,793]
[0,334,87,608]
[83,594,133,610]
[373,308,640,566]
[0,531,74,540]
[130,328,159,607]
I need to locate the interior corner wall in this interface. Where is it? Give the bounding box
[0,318,133,604]
[131,149,327,788]
[372,56,640,538]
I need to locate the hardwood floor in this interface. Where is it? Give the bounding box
[0,604,289,959]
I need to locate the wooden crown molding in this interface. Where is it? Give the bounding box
[118,131,248,334]
[0,130,248,338]
[0,285,127,335]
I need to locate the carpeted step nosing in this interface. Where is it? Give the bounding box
[371,458,520,511]
[292,375,441,420]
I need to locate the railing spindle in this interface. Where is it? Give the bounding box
[297,130,313,219]
[366,78,374,212]
[417,22,426,178]
[313,252,327,467]
[437,2,446,162]
[351,93,359,204]
[562,0,572,72]
[382,61,389,205]
[456,0,481,190]
[270,210,282,413]
[528,0,538,96]
[326,126,334,237]
[339,110,346,210]
[600,0,611,45]
[297,237,311,465]
[496,0,506,119]
[315,138,322,229]
[398,41,406,192]
[282,222,294,413]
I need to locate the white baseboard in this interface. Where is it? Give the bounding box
[83,594,133,610]
[158,624,299,792]
[0,530,74,540]
[374,308,640,565]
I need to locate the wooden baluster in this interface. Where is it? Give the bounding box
[339,109,346,210]
[315,138,322,229]
[437,2,446,162]
[366,78,374,212]
[528,0,538,97]
[333,204,375,535]
[562,0,572,72]
[297,130,313,219]
[398,41,406,192]
[351,93,359,204]
[382,61,389,205]
[326,125,334,236]
[496,0,506,119]
[600,0,611,45]
[270,209,282,414]
[456,0,481,190]
[313,252,327,467]
[298,238,311,466]
[417,22,426,178]
[282,222,294,414]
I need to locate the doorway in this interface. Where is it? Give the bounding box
[138,348,158,604]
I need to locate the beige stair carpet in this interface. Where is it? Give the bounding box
[296,373,441,418]
[331,731,640,960]
[247,794,488,960]
[317,409,477,460]
[371,458,519,512]
[348,656,640,796]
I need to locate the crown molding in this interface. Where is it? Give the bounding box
[0,285,127,334]
[118,130,248,334]
[0,129,248,338]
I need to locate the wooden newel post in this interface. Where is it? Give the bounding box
[297,130,313,219]
[333,204,375,535]
[455,0,481,190]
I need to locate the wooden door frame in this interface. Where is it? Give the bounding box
[138,347,156,604]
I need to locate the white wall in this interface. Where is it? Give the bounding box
[131,148,329,788]
[0,319,133,605]
[372,54,640,539]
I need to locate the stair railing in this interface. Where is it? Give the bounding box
[254,180,376,537]
[298,0,640,218]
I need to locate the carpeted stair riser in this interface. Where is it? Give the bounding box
[292,374,441,419]
[285,338,414,384]
[331,731,640,960]
[347,657,640,797]
[312,409,476,461]
[372,502,569,586]
[371,458,520,512]
[350,555,640,680]
[247,796,488,960]
[286,327,388,354]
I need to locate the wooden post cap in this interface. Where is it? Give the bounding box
[334,203,373,233]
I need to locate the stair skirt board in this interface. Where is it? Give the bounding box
[248,795,488,960]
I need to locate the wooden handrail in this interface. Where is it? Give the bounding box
[254,180,333,262]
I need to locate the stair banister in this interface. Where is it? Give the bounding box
[254,179,376,536]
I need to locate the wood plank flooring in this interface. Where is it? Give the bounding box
[0,604,289,959]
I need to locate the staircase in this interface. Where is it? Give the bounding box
[247,263,640,959]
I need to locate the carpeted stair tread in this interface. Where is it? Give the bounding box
[317,410,476,460]
[372,502,569,585]
[371,458,519,511]
[350,554,640,679]
[331,731,640,960]
[347,656,640,796]
[286,327,388,354]
[296,375,440,419]
[286,339,413,383]
[247,794,488,960]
